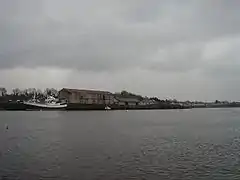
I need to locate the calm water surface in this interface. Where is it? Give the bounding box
[1,109,240,180]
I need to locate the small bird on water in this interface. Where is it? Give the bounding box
[5,124,8,130]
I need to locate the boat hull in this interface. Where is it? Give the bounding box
[23,102,67,111]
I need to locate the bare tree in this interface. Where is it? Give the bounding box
[12,88,21,96]
[44,88,58,97]
[44,88,51,97]
[50,88,58,97]
[27,88,36,97]
[0,87,7,96]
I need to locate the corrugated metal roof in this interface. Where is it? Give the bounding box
[60,88,112,95]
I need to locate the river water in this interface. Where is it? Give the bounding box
[0,109,240,180]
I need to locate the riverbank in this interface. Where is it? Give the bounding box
[2,102,240,111]
[0,102,191,111]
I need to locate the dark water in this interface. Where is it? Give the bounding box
[1,109,240,180]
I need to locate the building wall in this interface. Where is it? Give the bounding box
[59,89,141,106]
[59,91,69,101]
[59,89,115,104]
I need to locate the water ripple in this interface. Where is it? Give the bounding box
[1,110,240,180]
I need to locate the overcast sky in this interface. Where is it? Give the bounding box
[1,0,240,101]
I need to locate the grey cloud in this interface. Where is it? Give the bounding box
[202,36,240,79]
[145,42,204,72]
[1,0,240,100]
[1,0,240,73]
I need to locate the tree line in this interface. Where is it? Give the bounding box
[0,88,196,104]
[0,87,59,99]
[116,90,174,102]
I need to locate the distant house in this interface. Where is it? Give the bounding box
[139,98,157,106]
[115,96,140,107]
[58,88,116,105]
[193,103,206,108]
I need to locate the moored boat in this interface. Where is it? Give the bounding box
[23,96,67,110]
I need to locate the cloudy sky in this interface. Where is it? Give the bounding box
[1,0,240,101]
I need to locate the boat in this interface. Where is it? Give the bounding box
[23,96,67,110]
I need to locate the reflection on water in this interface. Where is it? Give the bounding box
[0,109,240,180]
